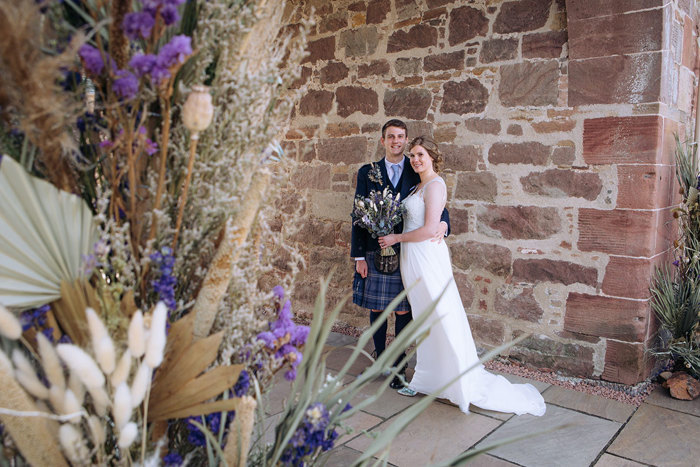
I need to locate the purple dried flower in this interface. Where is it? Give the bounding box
[272,285,285,301]
[150,247,177,310]
[163,452,182,466]
[129,53,156,78]
[157,35,192,69]
[113,70,139,100]
[257,331,275,347]
[160,4,179,25]
[79,44,104,75]
[290,326,309,346]
[123,12,155,40]
[284,368,296,381]
[145,138,158,155]
[233,370,250,397]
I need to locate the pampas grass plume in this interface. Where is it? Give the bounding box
[128,310,146,357]
[130,361,151,406]
[112,383,132,430]
[87,385,110,416]
[86,308,108,343]
[63,389,82,424]
[12,349,49,400]
[0,304,21,339]
[59,423,87,463]
[144,302,167,369]
[56,344,105,389]
[68,371,85,406]
[117,421,138,450]
[111,349,132,387]
[88,415,105,445]
[37,332,65,389]
[95,336,116,375]
[49,384,65,413]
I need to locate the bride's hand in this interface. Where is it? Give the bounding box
[378,234,398,249]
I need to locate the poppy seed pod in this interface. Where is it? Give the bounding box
[182,85,213,138]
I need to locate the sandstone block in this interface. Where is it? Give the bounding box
[316,136,368,165]
[387,23,438,53]
[424,50,465,72]
[434,124,458,143]
[319,10,348,34]
[465,118,501,135]
[454,271,475,308]
[567,0,664,21]
[395,57,422,75]
[294,164,332,190]
[299,90,334,116]
[578,208,655,256]
[500,60,559,107]
[513,259,597,287]
[340,27,379,57]
[325,122,360,138]
[601,256,655,299]
[568,9,662,60]
[291,216,336,247]
[565,293,648,342]
[582,116,662,165]
[469,314,506,347]
[358,59,390,78]
[449,207,470,235]
[480,38,518,63]
[427,0,451,7]
[477,205,561,240]
[448,6,489,46]
[507,124,523,136]
[616,164,675,210]
[440,79,489,114]
[494,287,544,322]
[320,62,350,85]
[439,143,480,172]
[455,172,498,202]
[510,334,595,377]
[384,88,432,119]
[520,169,603,201]
[303,36,336,63]
[551,146,576,165]
[569,52,662,106]
[336,86,379,117]
[602,340,649,385]
[523,31,568,58]
[663,372,700,400]
[493,0,552,34]
[290,66,312,89]
[488,142,551,165]
[451,241,512,277]
[367,0,390,24]
[531,119,576,133]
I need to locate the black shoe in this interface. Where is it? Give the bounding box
[389,373,406,389]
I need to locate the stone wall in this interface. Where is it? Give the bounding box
[282,0,699,384]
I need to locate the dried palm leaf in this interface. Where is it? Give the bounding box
[148,314,244,421]
[0,156,96,309]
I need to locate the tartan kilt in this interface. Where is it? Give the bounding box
[353,250,411,312]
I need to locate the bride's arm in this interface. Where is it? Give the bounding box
[379,182,445,247]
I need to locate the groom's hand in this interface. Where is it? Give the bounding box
[356,259,368,278]
[431,221,448,243]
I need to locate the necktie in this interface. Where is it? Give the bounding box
[390,164,400,187]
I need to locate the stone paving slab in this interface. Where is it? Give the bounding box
[607,402,700,466]
[349,376,422,419]
[337,410,383,445]
[643,386,700,417]
[542,385,636,423]
[347,402,501,467]
[594,453,648,466]
[477,404,621,467]
[325,344,374,376]
[320,445,367,466]
[465,454,520,466]
[326,331,360,347]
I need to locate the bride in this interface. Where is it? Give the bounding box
[378,136,546,416]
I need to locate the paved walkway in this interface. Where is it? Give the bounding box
[264,333,700,467]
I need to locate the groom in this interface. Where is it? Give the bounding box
[350,119,450,389]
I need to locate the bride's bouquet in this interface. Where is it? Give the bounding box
[352,186,405,258]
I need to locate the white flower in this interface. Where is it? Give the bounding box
[86,308,108,343]
[87,385,110,416]
[130,361,152,407]
[49,384,65,413]
[0,304,21,339]
[37,333,65,389]
[88,415,105,445]
[63,389,82,424]
[144,302,167,369]
[112,383,132,430]
[56,344,105,389]
[59,423,88,463]
[68,371,85,406]
[111,349,132,387]
[117,421,139,450]
[128,310,146,358]
[12,349,49,399]
[95,336,116,375]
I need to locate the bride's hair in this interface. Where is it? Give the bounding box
[409,136,443,173]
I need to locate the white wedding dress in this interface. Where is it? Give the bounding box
[400,177,546,416]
